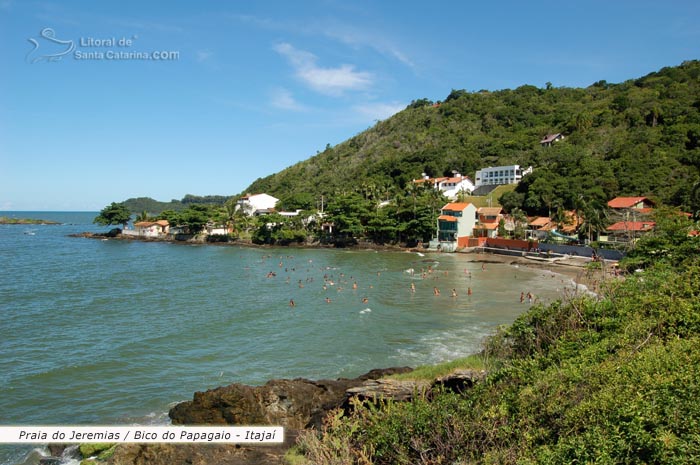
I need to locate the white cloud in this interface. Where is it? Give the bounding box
[273,42,373,96]
[352,101,405,121]
[269,87,308,111]
[231,14,416,70]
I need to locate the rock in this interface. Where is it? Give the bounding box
[104,443,286,465]
[38,458,61,465]
[344,378,431,410]
[47,444,68,457]
[169,367,413,431]
[79,443,114,458]
[432,369,487,393]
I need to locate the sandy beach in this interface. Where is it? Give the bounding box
[458,250,617,295]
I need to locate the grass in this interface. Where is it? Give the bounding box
[387,354,487,381]
[467,184,516,208]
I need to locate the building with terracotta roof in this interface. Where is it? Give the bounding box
[605,221,656,243]
[129,220,170,238]
[473,207,503,239]
[413,172,475,199]
[437,202,477,249]
[607,196,655,211]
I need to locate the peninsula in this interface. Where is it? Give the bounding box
[0,216,60,225]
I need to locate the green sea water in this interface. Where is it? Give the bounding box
[0,212,580,464]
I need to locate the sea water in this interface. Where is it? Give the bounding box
[0,212,576,464]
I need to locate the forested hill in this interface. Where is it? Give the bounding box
[246,60,700,216]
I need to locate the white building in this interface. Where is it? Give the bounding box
[125,220,170,238]
[474,165,532,188]
[236,193,279,216]
[437,202,478,249]
[413,172,475,199]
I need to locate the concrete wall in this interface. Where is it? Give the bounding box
[537,243,624,261]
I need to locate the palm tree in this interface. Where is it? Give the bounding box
[134,210,150,223]
[223,200,238,235]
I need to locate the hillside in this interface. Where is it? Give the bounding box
[246,60,700,216]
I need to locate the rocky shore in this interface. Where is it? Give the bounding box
[56,367,486,465]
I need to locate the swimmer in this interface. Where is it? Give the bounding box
[289,299,296,308]
[451,288,458,298]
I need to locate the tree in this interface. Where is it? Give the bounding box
[178,204,211,234]
[134,210,150,223]
[94,202,131,229]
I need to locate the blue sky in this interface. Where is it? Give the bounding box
[1,0,698,211]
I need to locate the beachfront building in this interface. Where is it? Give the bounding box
[473,207,503,238]
[127,220,170,238]
[437,202,477,250]
[604,220,656,243]
[236,193,279,216]
[474,165,532,188]
[527,216,554,240]
[413,172,475,200]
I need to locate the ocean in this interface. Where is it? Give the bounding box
[0,212,575,464]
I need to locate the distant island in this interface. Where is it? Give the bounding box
[0,216,60,225]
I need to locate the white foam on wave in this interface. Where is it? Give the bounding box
[359,308,372,314]
[391,325,490,366]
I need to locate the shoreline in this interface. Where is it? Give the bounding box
[77,230,610,291]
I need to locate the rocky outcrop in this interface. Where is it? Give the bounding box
[97,366,486,465]
[169,367,413,431]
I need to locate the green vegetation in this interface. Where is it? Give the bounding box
[111,62,700,245]
[387,354,486,381]
[93,202,131,229]
[0,216,59,225]
[293,217,700,464]
[121,194,233,215]
[247,60,700,218]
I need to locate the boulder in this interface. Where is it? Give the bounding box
[169,367,413,431]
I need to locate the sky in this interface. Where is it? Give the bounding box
[1,1,698,211]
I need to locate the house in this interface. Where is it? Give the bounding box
[540,133,565,147]
[236,193,279,216]
[604,221,656,243]
[437,202,477,249]
[474,165,532,188]
[607,196,655,212]
[131,220,169,238]
[206,223,230,235]
[413,172,475,199]
[527,216,554,240]
[473,207,503,239]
